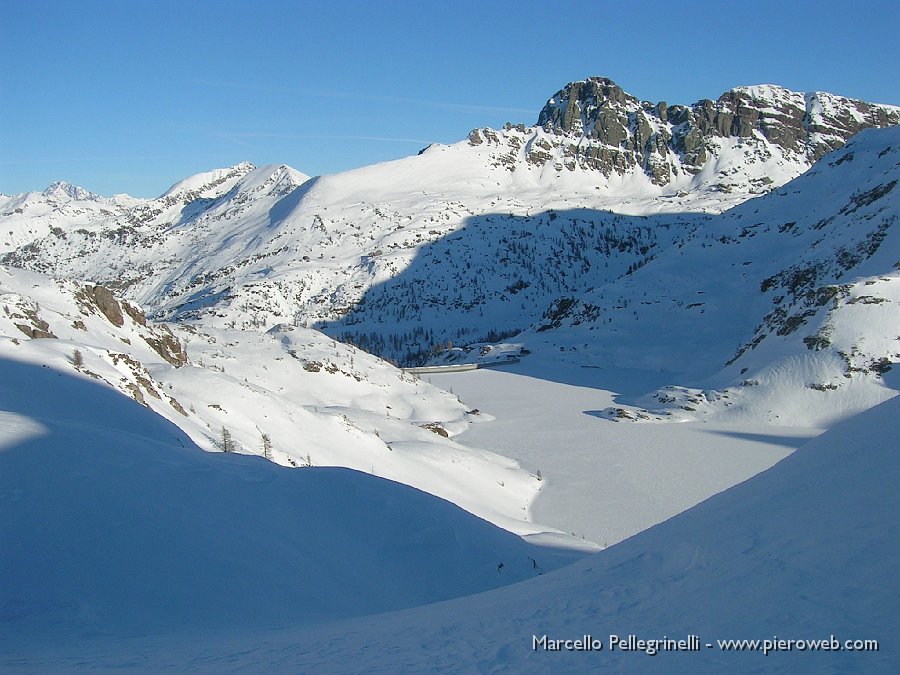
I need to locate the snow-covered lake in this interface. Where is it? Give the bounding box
[432,363,819,546]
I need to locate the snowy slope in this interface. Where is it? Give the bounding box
[0,266,579,537]
[0,355,586,648]
[6,383,896,673]
[272,393,899,674]
[540,127,900,427]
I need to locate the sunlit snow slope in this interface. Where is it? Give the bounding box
[0,266,573,536]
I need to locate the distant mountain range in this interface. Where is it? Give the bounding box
[2,77,897,426]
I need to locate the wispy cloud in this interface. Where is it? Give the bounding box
[192,79,535,117]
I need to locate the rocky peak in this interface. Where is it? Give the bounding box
[159,162,257,201]
[237,164,311,198]
[42,181,101,202]
[526,77,899,189]
[537,77,639,134]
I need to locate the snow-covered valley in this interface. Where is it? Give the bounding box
[1,77,898,672]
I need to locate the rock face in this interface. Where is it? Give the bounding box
[85,285,125,326]
[77,284,187,366]
[142,324,188,367]
[531,77,900,186]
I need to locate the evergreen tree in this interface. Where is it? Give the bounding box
[220,426,235,453]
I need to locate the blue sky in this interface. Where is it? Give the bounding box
[2,0,898,197]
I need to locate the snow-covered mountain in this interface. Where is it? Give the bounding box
[2,79,897,428]
[0,265,590,539]
[0,182,144,254]
[3,80,896,336]
[2,76,898,671]
[527,127,900,427]
[528,77,899,189]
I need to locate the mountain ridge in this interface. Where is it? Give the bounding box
[507,76,900,189]
[1,78,897,426]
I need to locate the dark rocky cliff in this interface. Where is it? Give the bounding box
[530,77,899,185]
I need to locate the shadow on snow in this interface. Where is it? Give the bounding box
[316,205,706,390]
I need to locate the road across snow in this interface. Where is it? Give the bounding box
[431,363,820,546]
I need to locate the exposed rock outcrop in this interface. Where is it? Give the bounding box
[80,284,187,366]
[527,77,900,186]
[142,325,188,367]
[84,285,125,326]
